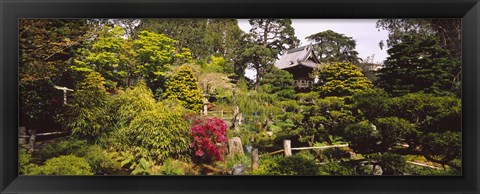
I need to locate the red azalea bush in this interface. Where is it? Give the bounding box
[190,117,228,164]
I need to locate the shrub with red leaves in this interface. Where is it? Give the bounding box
[190,117,228,164]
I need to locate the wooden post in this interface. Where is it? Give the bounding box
[251,148,259,170]
[18,126,27,144]
[203,104,208,115]
[238,113,243,125]
[28,129,36,153]
[283,139,292,157]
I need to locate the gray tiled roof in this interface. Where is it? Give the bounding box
[274,45,320,70]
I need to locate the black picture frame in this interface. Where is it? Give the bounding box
[1,0,479,193]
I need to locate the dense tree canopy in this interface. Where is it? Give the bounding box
[306,30,361,64]
[376,35,459,96]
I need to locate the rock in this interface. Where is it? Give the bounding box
[228,137,244,156]
[231,164,247,175]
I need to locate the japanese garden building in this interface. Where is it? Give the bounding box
[274,45,320,92]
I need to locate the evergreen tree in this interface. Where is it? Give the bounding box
[243,19,299,88]
[315,62,373,97]
[306,30,361,64]
[376,35,458,96]
[163,65,204,112]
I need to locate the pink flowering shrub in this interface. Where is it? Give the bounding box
[190,117,228,164]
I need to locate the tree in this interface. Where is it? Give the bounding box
[133,30,179,93]
[66,72,111,141]
[306,30,361,64]
[243,19,299,88]
[376,35,459,96]
[259,67,296,100]
[112,82,192,164]
[248,19,299,56]
[295,93,354,146]
[315,62,373,97]
[137,19,212,60]
[376,19,461,93]
[163,65,204,112]
[376,19,461,58]
[240,44,277,88]
[72,26,134,89]
[206,19,246,75]
[19,19,92,131]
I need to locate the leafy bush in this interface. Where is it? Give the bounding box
[36,138,116,174]
[163,65,204,112]
[157,158,198,175]
[66,72,112,141]
[251,152,320,175]
[19,148,37,175]
[27,155,93,175]
[343,120,381,154]
[37,138,87,161]
[419,131,461,168]
[318,162,354,175]
[191,117,228,164]
[73,145,117,175]
[116,100,192,163]
[319,147,350,162]
[369,152,406,175]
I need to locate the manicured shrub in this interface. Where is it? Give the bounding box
[191,117,228,164]
[318,162,354,175]
[27,155,93,175]
[251,152,320,175]
[163,65,204,112]
[369,152,407,175]
[116,100,192,163]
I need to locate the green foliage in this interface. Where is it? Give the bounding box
[419,131,461,168]
[319,147,350,162]
[405,165,458,175]
[66,72,111,141]
[306,30,361,64]
[315,62,373,97]
[117,101,192,163]
[369,152,407,175]
[112,81,157,127]
[251,152,320,175]
[36,137,117,174]
[374,117,414,151]
[18,148,37,175]
[163,65,204,112]
[377,35,459,96]
[351,89,390,121]
[295,93,354,146]
[248,19,300,56]
[259,67,296,100]
[344,120,381,154]
[243,19,299,86]
[72,26,131,88]
[390,93,461,134]
[19,19,90,130]
[27,155,94,175]
[318,162,354,175]
[138,19,212,60]
[37,138,88,160]
[157,158,196,175]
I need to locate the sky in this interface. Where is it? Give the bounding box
[237,19,390,79]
